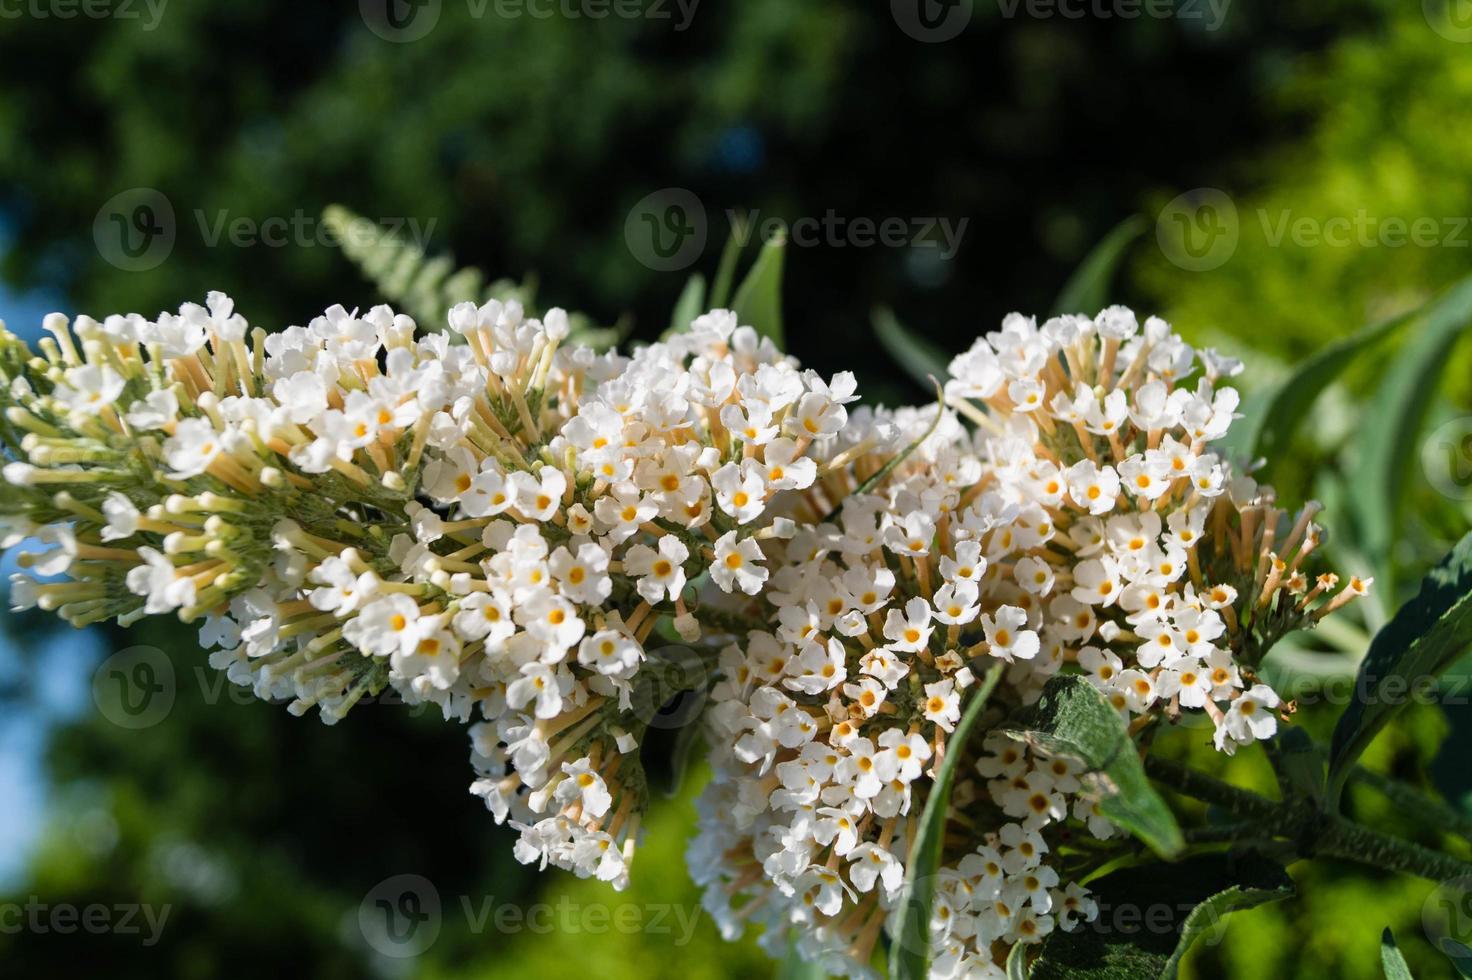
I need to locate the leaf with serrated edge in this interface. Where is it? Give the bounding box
[1000,675,1183,858]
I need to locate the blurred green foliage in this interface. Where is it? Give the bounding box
[1,1,1470,978]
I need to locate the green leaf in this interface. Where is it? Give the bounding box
[709,219,751,310]
[873,306,951,390]
[1029,853,1294,980]
[1381,928,1414,980]
[664,273,707,340]
[1050,216,1146,318]
[324,204,523,332]
[1000,676,1184,858]
[1350,275,1472,591]
[1235,308,1412,469]
[323,204,625,351]
[890,663,1005,980]
[1007,940,1030,980]
[731,233,786,348]
[1327,532,1472,807]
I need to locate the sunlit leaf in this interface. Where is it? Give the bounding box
[665,272,707,339]
[731,234,786,348]
[890,663,1005,980]
[1000,675,1183,858]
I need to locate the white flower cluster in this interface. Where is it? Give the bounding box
[1,293,1369,963]
[0,295,854,888]
[688,308,1369,977]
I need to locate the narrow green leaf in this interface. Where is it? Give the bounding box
[1327,532,1472,807]
[1237,308,1413,468]
[1007,939,1030,980]
[1029,853,1294,980]
[1050,216,1147,318]
[1000,675,1184,858]
[709,219,751,310]
[664,273,707,340]
[873,306,951,390]
[1381,928,1414,980]
[731,234,786,348]
[1351,275,1472,591]
[890,663,1005,980]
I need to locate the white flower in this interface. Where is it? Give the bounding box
[711,532,767,595]
[624,535,690,604]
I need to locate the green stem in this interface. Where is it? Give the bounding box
[1144,757,1279,819]
[1147,757,1472,884]
[1346,766,1472,841]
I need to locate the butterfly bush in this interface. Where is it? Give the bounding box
[0,295,1369,967]
[0,295,854,888]
[687,308,1369,977]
